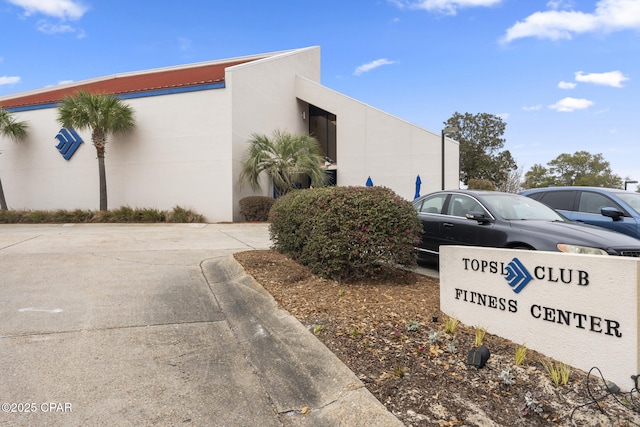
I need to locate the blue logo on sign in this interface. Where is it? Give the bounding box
[55,128,83,160]
[504,258,533,293]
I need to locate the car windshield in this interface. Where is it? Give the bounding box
[482,193,566,221]
[616,192,640,215]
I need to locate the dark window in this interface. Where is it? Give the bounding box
[309,105,337,163]
[578,192,623,214]
[539,191,576,211]
[526,192,544,202]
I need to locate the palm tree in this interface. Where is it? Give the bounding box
[240,130,328,197]
[57,90,135,211]
[0,107,29,210]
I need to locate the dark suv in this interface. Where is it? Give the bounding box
[520,187,640,240]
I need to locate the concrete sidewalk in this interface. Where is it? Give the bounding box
[0,223,403,426]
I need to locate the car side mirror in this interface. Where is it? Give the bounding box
[466,211,492,223]
[601,207,625,221]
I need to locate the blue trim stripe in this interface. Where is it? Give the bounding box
[3,82,226,112]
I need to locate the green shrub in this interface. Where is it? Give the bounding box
[166,206,205,223]
[239,196,275,222]
[269,186,422,281]
[467,179,495,190]
[0,206,204,223]
[0,209,22,223]
[108,206,166,222]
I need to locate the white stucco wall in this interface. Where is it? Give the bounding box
[0,88,233,221]
[227,47,321,221]
[107,88,233,220]
[1,107,98,210]
[295,76,459,201]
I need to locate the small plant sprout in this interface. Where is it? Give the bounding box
[499,367,515,386]
[446,338,458,354]
[337,288,345,297]
[428,330,441,345]
[444,316,459,334]
[406,321,421,332]
[394,365,408,378]
[515,344,527,366]
[521,391,543,416]
[540,359,571,387]
[350,327,362,338]
[475,326,487,346]
[312,324,325,335]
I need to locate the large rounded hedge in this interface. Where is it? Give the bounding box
[269,186,422,281]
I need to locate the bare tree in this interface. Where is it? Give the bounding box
[496,166,524,193]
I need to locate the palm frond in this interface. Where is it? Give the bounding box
[56,90,135,137]
[0,108,29,142]
[240,129,328,195]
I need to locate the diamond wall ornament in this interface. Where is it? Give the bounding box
[55,128,83,160]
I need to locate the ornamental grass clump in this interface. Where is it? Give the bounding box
[269,186,422,281]
[444,316,460,334]
[0,206,203,223]
[540,358,571,387]
[475,326,487,346]
[515,344,527,366]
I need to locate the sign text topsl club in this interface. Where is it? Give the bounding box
[453,257,621,338]
[439,246,640,391]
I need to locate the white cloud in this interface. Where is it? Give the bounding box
[7,0,88,20]
[36,20,85,38]
[389,0,502,15]
[575,70,629,87]
[44,80,75,88]
[548,97,594,112]
[0,76,21,86]
[353,58,396,76]
[501,0,640,43]
[523,105,542,111]
[37,21,73,33]
[558,81,576,89]
[547,0,575,10]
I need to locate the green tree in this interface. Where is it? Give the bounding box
[0,107,29,210]
[57,91,135,211]
[444,112,516,188]
[522,164,556,189]
[523,151,621,189]
[240,130,328,197]
[467,178,495,190]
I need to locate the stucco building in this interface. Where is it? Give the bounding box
[0,46,459,222]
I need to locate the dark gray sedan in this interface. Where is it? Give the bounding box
[412,190,640,262]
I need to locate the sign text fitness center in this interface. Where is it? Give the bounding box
[454,257,622,339]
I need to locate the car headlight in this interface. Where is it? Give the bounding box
[556,243,608,255]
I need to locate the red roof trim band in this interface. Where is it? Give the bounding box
[1,59,254,109]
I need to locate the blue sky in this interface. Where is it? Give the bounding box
[1,0,639,187]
